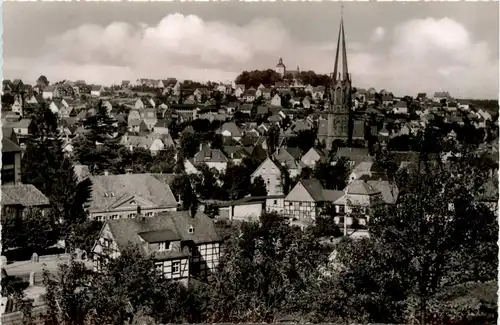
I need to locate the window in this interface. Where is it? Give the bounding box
[188,226,194,234]
[158,242,170,251]
[155,263,163,274]
[172,261,180,274]
[273,200,277,205]
[145,212,153,217]
[95,215,103,221]
[130,200,136,205]
[111,215,119,220]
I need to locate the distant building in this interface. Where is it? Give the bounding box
[275,58,286,77]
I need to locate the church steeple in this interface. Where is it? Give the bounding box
[333,6,349,83]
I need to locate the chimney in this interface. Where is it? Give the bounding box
[199,143,203,152]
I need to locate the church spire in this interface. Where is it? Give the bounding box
[333,5,349,83]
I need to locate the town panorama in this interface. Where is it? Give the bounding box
[1,2,498,325]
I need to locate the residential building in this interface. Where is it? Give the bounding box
[90,85,104,97]
[433,91,451,103]
[301,147,327,169]
[270,94,282,107]
[251,157,283,196]
[186,145,229,173]
[2,137,22,185]
[91,211,222,283]
[283,179,345,229]
[273,147,304,178]
[86,174,178,221]
[218,122,243,141]
[1,184,51,219]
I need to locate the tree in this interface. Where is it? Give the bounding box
[369,142,494,325]
[150,149,176,174]
[204,213,330,322]
[21,104,91,252]
[178,132,201,159]
[37,75,50,88]
[250,176,267,197]
[266,124,280,156]
[221,162,251,200]
[43,245,191,325]
[313,158,349,190]
[72,100,124,175]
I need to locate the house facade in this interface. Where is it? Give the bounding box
[251,157,283,196]
[2,138,22,185]
[91,211,222,283]
[283,179,344,229]
[1,184,51,219]
[86,174,178,221]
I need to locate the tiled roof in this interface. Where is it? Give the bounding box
[106,211,222,255]
[1,184,50,206]
[335,147,370,160]
[220,122,243,137]
[88,174,178,212]
[2,137,21,153]
[193,146,228,163]
[346,180,381,196]
[367,180,398,204]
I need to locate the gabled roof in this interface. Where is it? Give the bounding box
[105,211,222,258]
[220,122,243,137]
[394,101,408,108]
[88,174,178,212]
[346,180,381,196]
[293,178,344,203]
[334,147,370,159]
[2,137,21,153]
[1,184,50,206]
[194,146,229,163]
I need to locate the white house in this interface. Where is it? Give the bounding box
[301,147,326,169]
[90,85,104,97]
[251,157,283,196]
[270,94,282,107]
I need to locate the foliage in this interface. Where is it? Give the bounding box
[1,207,58,252]
[220,162,251,200]
[201,212,329,322]
[72,100,124,175]
[369,142,495,324]
[266,124,280,155]
[42,246,191,325]
[286,129,318,154]
[250,175,268,197]
[313,158,349,190]
[235,69,283,88]
[178,132,201,159]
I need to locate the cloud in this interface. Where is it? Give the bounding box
[371,26,385,42]
[4,15,497,98]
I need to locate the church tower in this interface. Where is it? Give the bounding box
[318,9,353,150]
[275,58,286,77]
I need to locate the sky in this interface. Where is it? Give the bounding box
[3,2,499,99]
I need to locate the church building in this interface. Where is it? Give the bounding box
[317,12,353,150]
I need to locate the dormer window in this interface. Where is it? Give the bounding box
[188,226,194,234]
[158,242,170,251]
[104,193,109,197]
[130,200,136,205]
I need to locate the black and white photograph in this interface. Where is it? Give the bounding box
[1,1,499,325]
